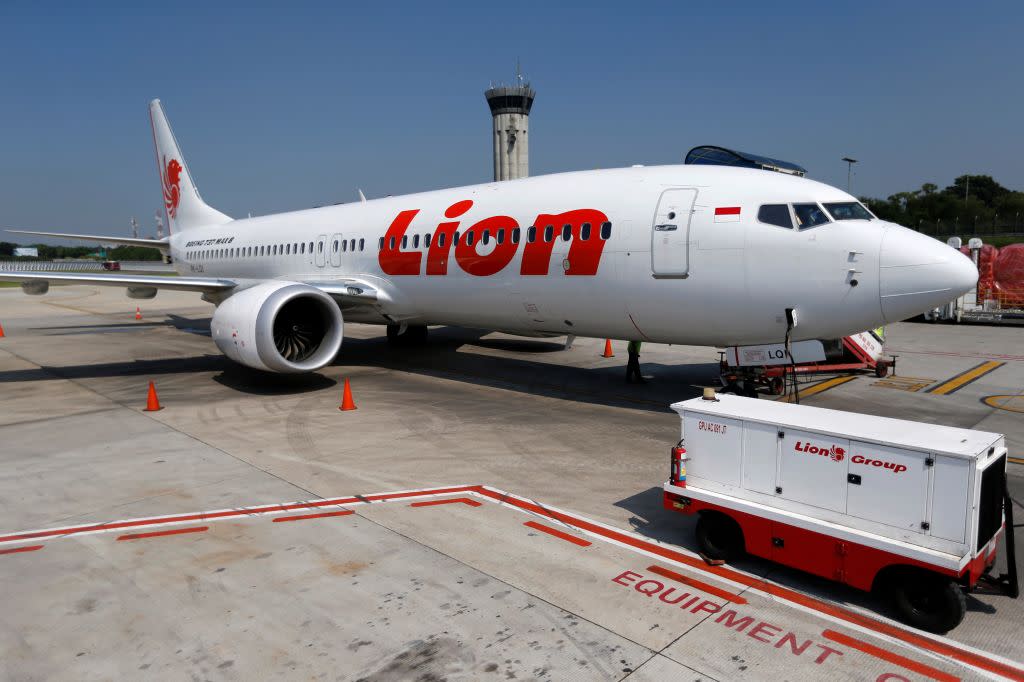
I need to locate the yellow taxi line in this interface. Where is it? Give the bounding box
[927,361,1004,396]
[779,375,857,403]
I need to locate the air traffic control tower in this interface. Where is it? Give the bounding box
[485,72,535,181]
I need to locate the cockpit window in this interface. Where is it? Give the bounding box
[793,203,830,229]
[823,202,874,221]
[758,204,793,229]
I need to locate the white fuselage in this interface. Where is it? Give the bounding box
[168,164,975,346]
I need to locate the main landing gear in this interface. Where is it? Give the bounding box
[386,323,428,346]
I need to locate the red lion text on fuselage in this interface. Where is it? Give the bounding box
[378,201,610,277]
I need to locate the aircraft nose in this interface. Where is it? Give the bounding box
[879,225,978,322]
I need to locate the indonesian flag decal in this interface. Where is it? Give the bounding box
[714,206,741,223]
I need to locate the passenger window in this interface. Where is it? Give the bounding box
[309,242,314,253]
[758,204,793,229]
[544,225,553,242]
[342,240,347,252]
[389,237,396,249]
[454,231,460,244]
[512,227,520,244]
[350,239,355,252]
[425,233,431,248]
[402,235,408,249]
[482,230,490,245]
[438,233,446,248]
[300,243,305,254]
[581,223,591,241]
[359,238,364,251]
[379,237,384,250]
[333,240,339,252]
[793,203,831,229]
[318,242,323,253]
[527,226,536,243]
[601,222,612,239]
[285,245,290,255]
[497,229,505,244]
[562,224,571,241]
[413,234,420,248]
[466,231,475,246]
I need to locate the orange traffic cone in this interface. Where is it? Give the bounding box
[144,381,163,411]
[601,339,615,358]
[135,307,142,321]
[339,378,357,411]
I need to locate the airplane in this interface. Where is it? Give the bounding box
[0,100,977,374]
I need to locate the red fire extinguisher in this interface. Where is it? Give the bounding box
[670,440,687,487]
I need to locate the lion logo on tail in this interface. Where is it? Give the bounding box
[162,156,182,218]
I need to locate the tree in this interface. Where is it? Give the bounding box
[944,175,1009,205]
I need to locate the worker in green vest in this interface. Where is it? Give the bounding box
[626,340,646,384]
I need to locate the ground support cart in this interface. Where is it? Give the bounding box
[663,394,1017,633]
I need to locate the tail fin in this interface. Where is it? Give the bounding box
[149,99,232,232]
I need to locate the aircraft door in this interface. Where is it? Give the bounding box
[651,189,697,278]
[330,233,342,267]
[315,234,327,268]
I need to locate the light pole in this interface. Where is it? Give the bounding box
[842,157,858,193]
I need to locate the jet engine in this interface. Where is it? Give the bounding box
[210,281,343,373]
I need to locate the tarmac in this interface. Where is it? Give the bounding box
[0,285,1022,681]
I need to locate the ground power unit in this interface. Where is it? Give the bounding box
[662,393,1017,632]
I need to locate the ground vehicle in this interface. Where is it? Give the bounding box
[663,393,1017,632]
[719,330,892,397]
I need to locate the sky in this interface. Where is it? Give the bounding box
[1,1,1022,240]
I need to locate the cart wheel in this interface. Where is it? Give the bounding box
[695,512,744,563]
[719,382,742,395]
[874,361,890,378]
[742,381,759,399]
[769,376,785,396]
[890,570,966,633]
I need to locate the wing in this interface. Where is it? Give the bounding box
[4,229,168,250]
[0,271,235,293]
[0,270,382,304]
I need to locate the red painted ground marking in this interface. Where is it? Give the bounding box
[116,526,208,541]
[0,544,43,555]
[409,498,482,508]
[647,564,748,605]
[0,485,477,544]
[272,510,354,523]
[823,629,960,682]
[524,520,591,547]
[473,486,1024,681]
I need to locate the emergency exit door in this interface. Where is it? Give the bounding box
[315,234,327,268]
[651,188,697,278]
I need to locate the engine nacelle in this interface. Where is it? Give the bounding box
[211,281,343,373]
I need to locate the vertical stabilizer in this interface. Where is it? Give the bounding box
[149,99,232,232]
